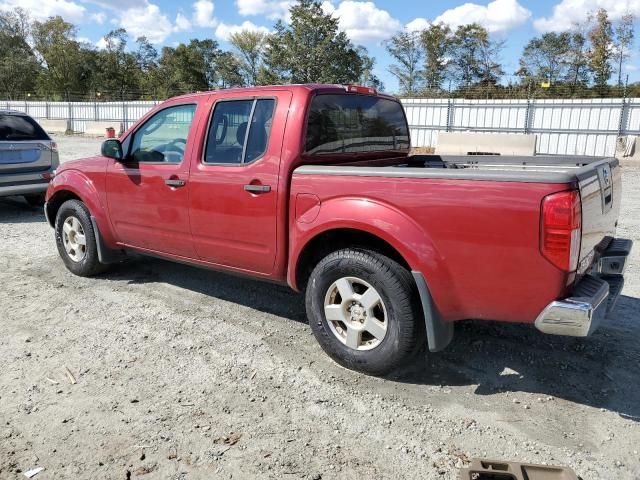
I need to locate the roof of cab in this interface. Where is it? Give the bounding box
[170,84,397,101]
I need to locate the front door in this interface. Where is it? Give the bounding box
[106,102,201,258]
[189,92,292,274]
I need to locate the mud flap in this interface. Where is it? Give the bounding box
[90,216,126,264]
[412,271,454,352]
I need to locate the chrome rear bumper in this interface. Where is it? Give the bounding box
[535,238,632,337]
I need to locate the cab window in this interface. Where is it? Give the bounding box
[130,104,197,163]
[204,98,275,165]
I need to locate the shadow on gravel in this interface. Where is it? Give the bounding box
[393,294,640,422]
[100,256,308,324]
[93,253,640,421]
[0,197,46,224]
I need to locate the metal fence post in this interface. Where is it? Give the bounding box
[446,98,453,132]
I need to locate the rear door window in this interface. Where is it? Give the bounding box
[0,114,49,141]
[204,98,276,165]
[305,94,409,154]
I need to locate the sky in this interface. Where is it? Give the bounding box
[1,0,640,92]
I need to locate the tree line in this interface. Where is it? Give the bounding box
[0,0,637,101]
[387,8,636,98]
[0,0,380,101]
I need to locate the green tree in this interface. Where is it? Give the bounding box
[96,29,141,99]
[215,51,244,88]
[450,24,503,88]
[356,46,384,90]
[0,8,40,99]
[587,8,613,93]
[421,23,452,90]
[262,0,363,84]
[228,30,268,86]
[134,36,159,98]
[518,32,571,85]
[614,13,634,87]
[32,16,92,100]
[386,31,424,95]
[156,39,222,95]
[566,29,590,90]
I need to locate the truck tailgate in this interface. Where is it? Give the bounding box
[578,158,621,270]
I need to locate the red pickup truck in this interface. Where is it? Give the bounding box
[45,84,632,375]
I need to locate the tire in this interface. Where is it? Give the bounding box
[54,199,107,277]
[24,193,45,207]
[305,248,425,376]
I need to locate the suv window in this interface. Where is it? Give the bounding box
[130,104,196,163]
[0,114,49,141]
[204,98,275,165]
[305,94,410,154]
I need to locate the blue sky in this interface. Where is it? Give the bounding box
[2,0,639,91]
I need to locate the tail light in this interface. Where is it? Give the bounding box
[344,85,377,95]
[541,190,582,272]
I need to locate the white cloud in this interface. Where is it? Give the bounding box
[434,0,532,33]
[0,0,86,23]
[91,12,107,24]
[193,0,218,27]
[406,17,430,32]
[174,12,192,31]
[236,0,293,21]
[215,20,270,41]
[324,1,402,42]
[95,37,108,49]
[534,0,640,32]
[119,2,173,43]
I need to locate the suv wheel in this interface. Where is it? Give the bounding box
[55,199,107,277]
[305,248,424,376]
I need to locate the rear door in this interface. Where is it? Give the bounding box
[0,113,53,175]
[189,91,291,274]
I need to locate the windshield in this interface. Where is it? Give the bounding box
[305,94,410,154]
[0,114,49,141]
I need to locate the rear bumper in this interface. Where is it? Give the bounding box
[0,181,49,197]
[535,238,632,336]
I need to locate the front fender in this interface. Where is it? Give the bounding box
[288,197,458,314]
[46,169,117,249]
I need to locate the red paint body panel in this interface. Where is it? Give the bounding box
[288,174,571,323]
[46,84,584,328]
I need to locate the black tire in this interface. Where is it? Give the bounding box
[24,193,45,207]
[305,248,425,376]
[55,199,107,277]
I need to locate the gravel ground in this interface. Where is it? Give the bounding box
[1,136,639,479]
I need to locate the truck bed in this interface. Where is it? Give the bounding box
[293,154,621,318]
[296,154,617,184]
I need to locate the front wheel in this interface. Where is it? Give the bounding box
[305,249,424,376]
[55,199,107,277]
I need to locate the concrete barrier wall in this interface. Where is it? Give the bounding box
[84,121,122,137]
[436,132,537,156]
[39,119,69,134]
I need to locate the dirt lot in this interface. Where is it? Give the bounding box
[1,136,639,479]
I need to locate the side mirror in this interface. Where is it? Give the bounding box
[101,139,123,161]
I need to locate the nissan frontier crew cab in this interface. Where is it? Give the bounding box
[45,84,632,375]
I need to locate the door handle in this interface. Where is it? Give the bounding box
[244,184,271,193]
[165,178,186,188]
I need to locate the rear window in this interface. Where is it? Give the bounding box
[305,94,410,154]
[0,114,49,141]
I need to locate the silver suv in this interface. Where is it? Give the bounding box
[0,110,60,206]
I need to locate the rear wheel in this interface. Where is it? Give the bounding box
[305,249,424,376]
[55,199,107,277]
